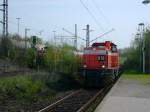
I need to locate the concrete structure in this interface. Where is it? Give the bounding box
[11,39,31,49]
[95,76,150,112]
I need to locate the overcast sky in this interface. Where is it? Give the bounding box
[1,0,150,48]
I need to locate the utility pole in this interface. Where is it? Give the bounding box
[25,28,30,50]
[1,0,8,37]
[53,31,57,72]
[139,23,145,74]
[16,18,21,35]
[86,24,90,47]
[83,24,93,47]
[0,0,8,37]
[2,0,6,37]
[53,31,56,46]
[62,24,79,50]
[0,0,9,57]
[143,27,145,74]
[74,24,77,50]
[86,25,90,47]
[5,0,8,37]
[136,33,142,72]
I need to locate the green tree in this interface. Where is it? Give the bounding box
[122,28,150,73]
[0,37,14,58]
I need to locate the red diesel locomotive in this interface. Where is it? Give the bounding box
[81,41,119,80]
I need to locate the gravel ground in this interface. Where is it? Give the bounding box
[0,59,34,77]
[0,90,75,112]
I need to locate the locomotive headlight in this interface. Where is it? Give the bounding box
[102,65,105,68]
[83,65,87,68]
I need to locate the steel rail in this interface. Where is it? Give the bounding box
[77,85,112,112]
[77,72,122,112]
[38,90,82,112]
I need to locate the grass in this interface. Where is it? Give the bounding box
[122,74,150,85]
[123,70,142,74]
[0,75,50,103]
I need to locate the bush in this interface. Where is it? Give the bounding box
[0,37,14,58]
[43,44,81,74]
[0,76,46,103]
[122,28,150,74]
[0,35,82,76]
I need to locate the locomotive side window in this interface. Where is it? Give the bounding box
[111,46,117,53]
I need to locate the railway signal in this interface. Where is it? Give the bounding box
[32,35,37,47]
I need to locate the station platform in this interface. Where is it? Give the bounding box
[95,75,150,112]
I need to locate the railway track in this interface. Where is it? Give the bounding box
[38,70,123,112]
[38,84,112,112]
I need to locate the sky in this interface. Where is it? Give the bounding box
[1,0,150,48]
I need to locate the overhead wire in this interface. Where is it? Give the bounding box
[80,0,105,31]
[89,0,116,42]
[90,28,114,43]
[90,0,112,27]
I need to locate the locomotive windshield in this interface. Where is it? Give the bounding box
[92,43,105,48]
[98,46,105,49]
[111,46,117,52]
